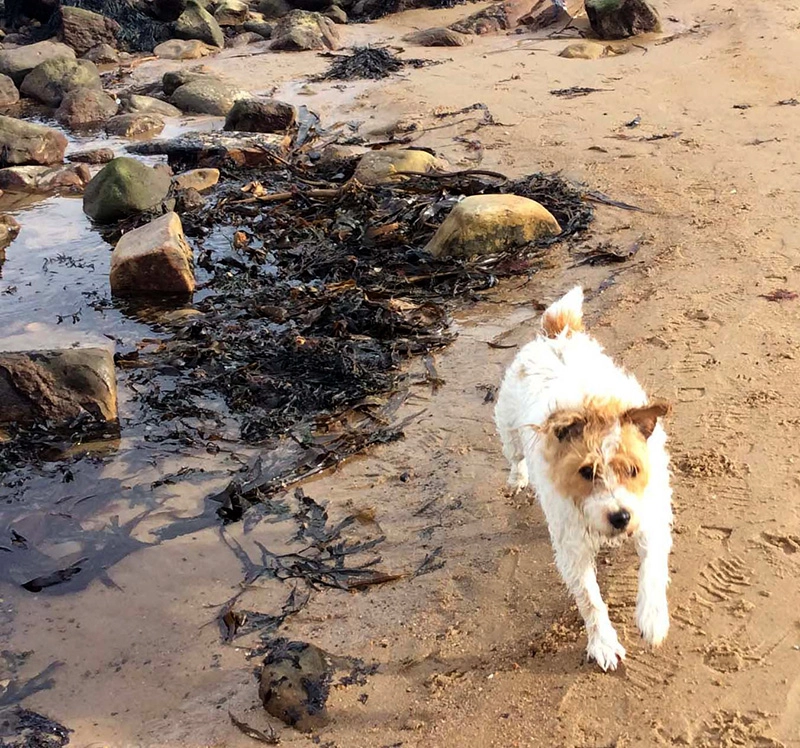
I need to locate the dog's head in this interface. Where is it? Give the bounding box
[540,398,670,537]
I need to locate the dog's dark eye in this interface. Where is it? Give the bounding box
[579,465,595,481]
[629,465,639,478]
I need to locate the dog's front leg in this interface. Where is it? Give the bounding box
[552,537,625,671]
[635,522,671,647]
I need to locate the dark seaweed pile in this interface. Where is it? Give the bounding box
[315,46,438,81]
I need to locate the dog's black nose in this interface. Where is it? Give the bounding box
[609,510,631,531]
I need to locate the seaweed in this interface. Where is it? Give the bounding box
[314,47,440,81]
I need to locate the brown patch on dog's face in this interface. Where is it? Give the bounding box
[541,309,584,339]
[622,400,671,439]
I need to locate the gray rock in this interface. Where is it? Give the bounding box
[244,18,274,37]
[56,87,118,128]
[0,74,20,107]
[162,66,220,96]
[0,348,118,429]
[58,6,120,56]
[214,0,249,25]
[82,156,171,223]
[105,113,165,138]
[520,0,572,29]
[174,186,205,212]
[67,147,115,164]
[83,43,121,64]
[20,57,102,107]
[258,0,291,18]
[324,5,348,23]
[585,0,660,38]
[0,163,91,194]
[270,10,339,50]
[0,40,76,86]
[403,26,472,46]
[122,94,182,118]
[170,78,249,116]
[153,38,216,59]
[224,98,295,132]
[0,115,67,166]
[227,31,269,47]
[174,0,225,48]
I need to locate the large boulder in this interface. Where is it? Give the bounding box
[110,212,194,296]
[0,115,67,166]
[58,6,121,56]
[450,0,541,34]
[105,113,165,138]
[174,0,225,48]
[270,10,339,51]
[83,156,171,224]
[154,38,216,59]
[224,98,295,132]
[0,163,91,194]
[0,348,118,429]
[0,41,76,86]
[353,149,449,186]
[215,0,249,25]
[20,57,102,107]
[55,87,118,128]
[170,78,249,116]
[121,94,182,118]
[585,0,660,39]
[0,74,20,108]
[424,194,561,258]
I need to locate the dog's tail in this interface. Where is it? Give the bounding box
[541,286,584,338]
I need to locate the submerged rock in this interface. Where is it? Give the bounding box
[585,0,660,39]
[170,78,250,115]
[83,156,171,223]
[110,212,194,296]
[0,41,76,86]
[20,57,102,107]
[121,94,182,118]
[353,149,449,185]
[174,0,225,48]
[224,98,296,133]
[0,163,91,194]
[0,115,67,166]
[58,6,121,56]
[403,27,472,46]
[270,10,339,51]
[0,74,20,108]
[0,348,118,428]
[154,38,217,59]
[105,112,165,138]
[424,194,561,258]
[55,87,118,128]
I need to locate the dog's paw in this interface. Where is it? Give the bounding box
[586,634,626,672]
[637,600,670,647]
[505,468,529,495]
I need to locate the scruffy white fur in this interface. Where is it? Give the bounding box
[494,287,672,671]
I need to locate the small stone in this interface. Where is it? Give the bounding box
[270,10,339,51]
[244,16,274,37]
[105,113,165,138]
[154,38,216,60]
[110,212,194,296]
[323,5,348,24]
[56,87,118,128]
[83,43,120,64]
[170,78,250,116]
[0,40,76,86]
[353,149,449,186]
[20,57,102,107]
[57,6,120,56]
[316,143,365,170]
[227,31,269,47]
[0,74,20,107]
[171,167,219,192]
[403,27,472,46]
[174,186,205,212]
[0,163,90,194]
[214,0,249,26]
[585,0,661,39]
[424,194,561,258]
[121,94,182,118]
[174,0,225,48]
[0,115,67,166]
[67,147,115,164]
[559,40,614,58]
[0,214,21,251]
[224,98,295,132]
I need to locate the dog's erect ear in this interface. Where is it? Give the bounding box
[550,413,586,442]
[623,400,671,440]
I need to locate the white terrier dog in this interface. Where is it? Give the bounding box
[494,287,672,671]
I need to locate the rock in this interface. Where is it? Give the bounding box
[228,31,269,47]
[170,78,249,116]
[403,27,472,46]
[353,149,449,186]
[0,348,118,429]
[127,130,288,168]
[110,212,194,296]
[83,156,171,223]
[450,0,539,35]
[270,10,339,51]
[56,87,118,128]
[585,0,660,39]
[424,194,561,258]
[0,74,20,107]
[105,113,165,138]
[0,214,21,252]
[162,67,220,96]
[0,163,90,193]
[520,0,571,29]
[224,98,295,132]
[148,0,188,22]
[67,147,115,164]
[121,94,182,118]
[324,5,348,23]
[20,57,102,107]
[58,6,120,56]
[0,115,67,166]
[558,40,617,58]
[174,186,205,212]
[244,16,274,37]
[83,43,121,64]
[316,143,365,170]
[171,167,219,192]
[174,0,225,48]
[259,641,332,732]
[153,38,216,59]
[214,0,249,25]
[0,40,76,86]
[258,0,291,18]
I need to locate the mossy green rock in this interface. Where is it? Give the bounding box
[20,57,101,106]
[83,157,171,224]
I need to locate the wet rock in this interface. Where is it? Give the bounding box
[353,149,449,185]
[67,147,115,164]
[20,57,102,107]
[171,167,219,192]
[128,130,288,168]
[0,348,118,428]
[0,115,67,166]
[215,0,249,26]
[121,94,182,118]
[259,640,332,732]
[83,156,171,223]
[228,31,269,47]
[403,27,472,46]
[224,98,295,133]
[585,0,660,39]
[83,43,121,64]
[105,112,165,138]
[316,142,365,170]
[154,38,216,59]
[58,6,121,56]
[174,186,205,212]
[162,66,221,96]
[324,5,348,24]
[0,73,20,107]
[270,10,339,51]
[110,211,194,296]
[55,87,119,128]
[0,214,21,252]
[258,0,291,18]
[170,78,250,116]
[450,0,539,35]
[0,40,76,86]
[558,40,619,58]
[424,194,561,258]
[0,163,91,193]
[174,0,225,48]
[520,0,571,29]
[244,16,275,36]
